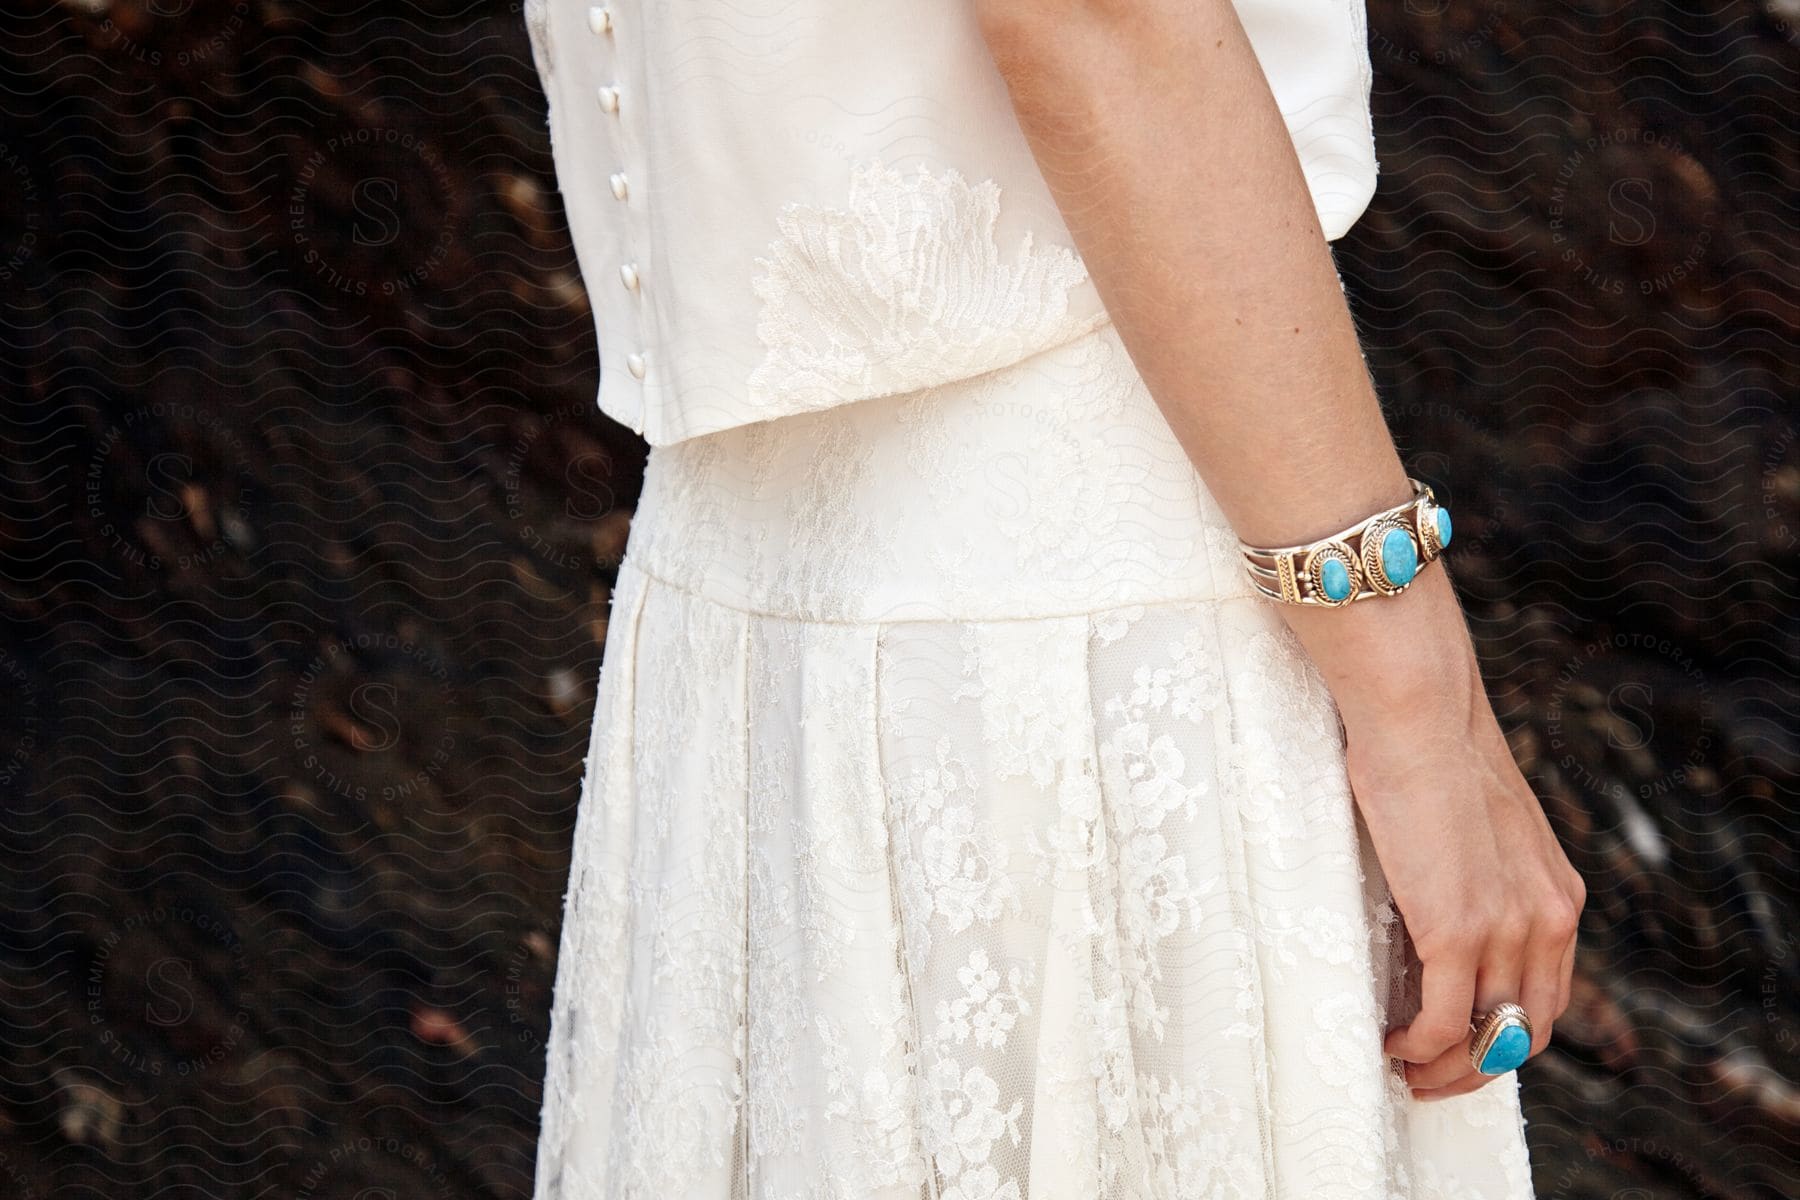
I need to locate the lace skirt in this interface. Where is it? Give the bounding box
[531,323,1537,1200]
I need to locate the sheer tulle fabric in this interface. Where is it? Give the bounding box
[531,325,1535,1200]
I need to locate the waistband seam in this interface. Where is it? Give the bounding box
[615,555,1262,627]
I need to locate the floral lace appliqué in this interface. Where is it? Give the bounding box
[748,158,1097,411]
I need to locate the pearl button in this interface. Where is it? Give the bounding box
[586,6,611,34]
[626,352,647,379]
[597,85,620,114]
[609,171,629,201]
[619,262,640,292]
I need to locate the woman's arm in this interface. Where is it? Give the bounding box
[974,0,1585,1099]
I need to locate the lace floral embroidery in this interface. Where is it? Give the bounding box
[889,737,1025,959]
[748,158,1098,411]
[532,292,1536,1200]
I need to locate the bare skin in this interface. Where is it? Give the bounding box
[973,0,1586,1100]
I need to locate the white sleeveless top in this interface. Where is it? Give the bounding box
[522,1,1378,445]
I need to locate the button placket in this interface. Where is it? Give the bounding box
[593,6,647,387]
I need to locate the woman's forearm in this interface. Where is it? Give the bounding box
[975,5,1586,1091]
[975,0,1479,720]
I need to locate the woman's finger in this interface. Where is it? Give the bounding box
[1520,906,1576,1058]
[1411,1069,1504,1103]
[1403,1039,1477,1092]
[1385,939,1478,1066]
[1554,928,1577,1021]
[1408,926,1526,1091]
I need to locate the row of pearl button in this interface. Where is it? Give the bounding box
[588,6,647,381]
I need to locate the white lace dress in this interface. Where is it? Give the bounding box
[530,318,1539,1200]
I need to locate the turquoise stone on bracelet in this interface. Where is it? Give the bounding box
[1436,506,1453,549]
[1477,1022,1532,1075]
[1320,557,1353,602]
[1379,527,1418,587]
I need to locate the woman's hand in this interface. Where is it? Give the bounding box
[1287,567,1586,1099]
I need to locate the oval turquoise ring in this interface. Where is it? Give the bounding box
[1468,1002,1533,1075]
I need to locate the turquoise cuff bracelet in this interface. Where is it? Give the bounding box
[1239,477,1452,607]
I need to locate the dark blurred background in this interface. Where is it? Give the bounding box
[1,1,1796,1197]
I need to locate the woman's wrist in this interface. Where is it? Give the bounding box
[1278,565,1484,734]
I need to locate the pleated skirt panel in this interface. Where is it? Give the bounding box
[530,322,1536,1200]
[530,565,1537,1200]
